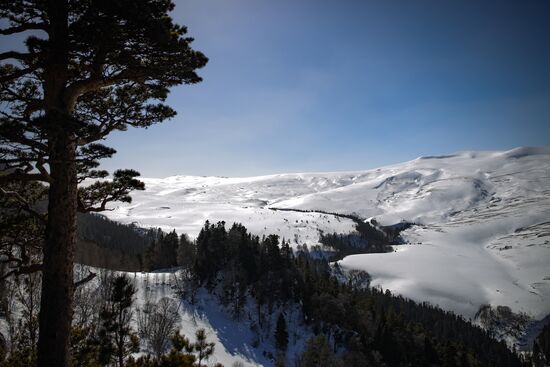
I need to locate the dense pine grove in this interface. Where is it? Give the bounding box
[76,214,191,272]
[75,209,399,273]
[76,214,155,271]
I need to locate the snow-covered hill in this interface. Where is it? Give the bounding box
[104,147,550,325]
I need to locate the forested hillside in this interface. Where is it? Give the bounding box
[4,213,546,365]
[76,214,187,272]
[181,221,524,366]
[73,218,529,365]
[76,214,153,271]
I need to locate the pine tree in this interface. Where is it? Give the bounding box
[124,331,197,367]
[193,328,214,367]
[275,313,288,352]
[177,234,196,269]
[98,275,140,367]
[145,240,158,271]
[300,335,334,367]
[161,230,179,268]
[534,324,550,365]
[0,2,206,365]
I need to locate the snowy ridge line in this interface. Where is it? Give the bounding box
[103,147,550,330]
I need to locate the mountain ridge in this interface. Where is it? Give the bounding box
[104,146,550,323]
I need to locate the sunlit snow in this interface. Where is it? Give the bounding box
[104,147,550,322]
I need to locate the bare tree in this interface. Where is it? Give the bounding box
[14,271,42,352]
[173,269,199,305]
[136,286,155,339]
[138,296,181,358]
[72,265,102,330]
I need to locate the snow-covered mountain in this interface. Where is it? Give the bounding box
[104,147,550,324]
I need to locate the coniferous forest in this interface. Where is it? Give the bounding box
[67,218,545,365]
[169,221,525,367]
[5,209,546,365]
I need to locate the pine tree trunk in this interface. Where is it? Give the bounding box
[37,1,73,364]
[37,131,77,367]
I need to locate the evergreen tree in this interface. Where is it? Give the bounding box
[300,335,334,367]
[533,324,550,366]
[0,2,206,365]
[159,230,179,269]
[177,234,196,269]
[98,275,139,367]
[125,331,197,367]
[275,313,289,352]
[194,221,228,286]
[145,240,158,271]
[193,328,215,367]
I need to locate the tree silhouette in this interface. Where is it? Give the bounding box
[0,1,206,365]
[275,312,288,352]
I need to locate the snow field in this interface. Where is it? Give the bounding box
[104,147,550,324]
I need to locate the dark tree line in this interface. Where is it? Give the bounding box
[270,208,413,246]
[76,214,155,271]
[75,214,191,272]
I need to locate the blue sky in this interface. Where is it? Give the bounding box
[102,0,550,177]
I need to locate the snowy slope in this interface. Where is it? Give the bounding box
[104,147,550,322]
[73,268,311,367]
[105,174,358,246]
[131,271,311,367]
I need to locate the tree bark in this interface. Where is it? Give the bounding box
[36,1,74,366]
[37,129,77,367]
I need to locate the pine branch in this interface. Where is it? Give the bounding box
[0,171,50,183]
[63,69,147,111]
[0,186,47,224]
[0,119,49,152]
[74,271,97,288]
[35,156,52,182]
[76,123,119,146]
[0,51,35,61]
[0,22,47,35]
[0,263,43,281]
[0,64,40,83]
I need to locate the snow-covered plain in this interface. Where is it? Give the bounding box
[105,147,550,323]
